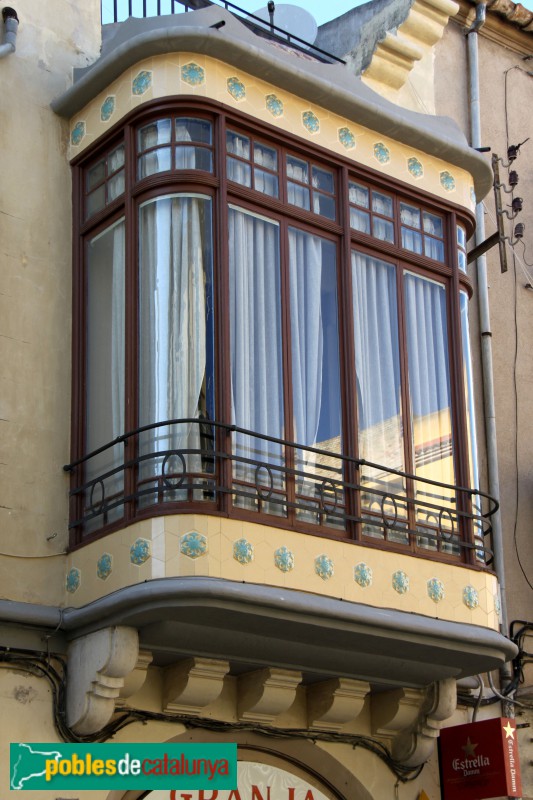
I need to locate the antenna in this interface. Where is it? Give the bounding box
[252,3,318,47]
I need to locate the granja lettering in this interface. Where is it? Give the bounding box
[171,788,319,800]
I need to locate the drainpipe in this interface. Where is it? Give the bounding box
[0,7,18,58]
[466,3,513,702]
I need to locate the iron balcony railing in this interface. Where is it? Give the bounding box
[65,418,497,566]
[102,0,345,64]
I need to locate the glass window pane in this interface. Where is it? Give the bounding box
[254,168,279,197]
[86,185,106,217]
[138,148,171,179]
[288,181,310,210]
[423,211,443,238]
[287,155,309,184]
[349,182,369,208]
[372,191,393,217]
[401,227,423,254]
[176,146,213,172]
[312,165,334,194]
[400,202,421,228]
[350,207,371,234]
[87,159,105,191]
[107,171,125,202]
[313,192,336,220]
[254,143,277,170]
[424,235,444,262]
[227,157,251,187]
[458,249,467,272]
[108,144,125,173]
[138,119,172,151]
[457,225,466,249]
[226,131,250,159]
[176,117,212,144]
[373,217,394,243]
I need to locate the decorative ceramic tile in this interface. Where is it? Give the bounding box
[494,592,501,616]
[408,156,423,178]
[354,562,372,588]
[227,77,246,101]
[392,570,409,594]
[233,538,253,565]
[274,546,294,573]
[266,93,283,117]
[427,577,445,603]
[180,531,208,559]
[463,585,479,609]
[100,96,116,122]
[440,171,456,192]
[302,111,320,134]
[71,121,85,146]
[130,538,150,565]
[97,553,113,580]
[66,567,80,594]
[338,127,356,150]
[132,70,152,96]
[315,554,334,580]
[181,62,205,86]
[374,142,390,164]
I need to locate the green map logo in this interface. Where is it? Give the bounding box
[10,742,237,790]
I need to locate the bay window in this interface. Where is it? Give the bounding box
[68,100,493,565]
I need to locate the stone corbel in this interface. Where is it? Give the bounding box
[307,678,370,732]
[163,657,230,715]
[371,687,426,737]
[237,668,302,723]
[66,626,140,735]
[391,678,457,767]
[116,649,153,707]
[363,33,423,90]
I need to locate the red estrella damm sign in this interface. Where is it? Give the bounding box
[439,717,522,800]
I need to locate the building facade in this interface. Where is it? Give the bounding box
[0,0,527,798]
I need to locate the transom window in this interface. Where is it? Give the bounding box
[70,101,491,566]
[85,142,125,219]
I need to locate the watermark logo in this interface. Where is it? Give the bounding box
[10,743,237,791]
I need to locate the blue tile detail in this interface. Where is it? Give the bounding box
[132,70,152,96]
[100,96,116,122]
[427,577,445,603]
[66,567,80,594]
[408,156,423,178]
[392,570,409,594]
[374,142,390,164]
[71,121,85,146]
[463,585,479,609]
[180,531,208,559]
[227,77,246,101]
[354,562,372,588]
[233,538,253,565]
[274,546,294,573]
[130,538,150,565]
[338,127,356,149]
[266,94,283,117]
[302,111,320,134]
[315,554,334,580]
[97,553,113,580]
[181,62,205,86]
[440,170,456,192]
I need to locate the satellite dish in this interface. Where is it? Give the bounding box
[252,4,318,47]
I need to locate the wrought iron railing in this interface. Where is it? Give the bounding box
[101,0,345,64]
[65,419,496,566]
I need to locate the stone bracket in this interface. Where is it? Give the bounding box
[308,678,370,732]
[163,657,230,715]
[391,678,457,767]
[371,687,426,737]
[66,626,141,735]
[116,649,153,707]
[237,668,302,723]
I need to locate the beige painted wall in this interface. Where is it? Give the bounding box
[0,0,101,603]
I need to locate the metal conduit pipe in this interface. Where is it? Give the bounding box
[0,6,18,58]
[466,3,513,698]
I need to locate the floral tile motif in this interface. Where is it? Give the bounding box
[180,531,208,559]
[354,562,372,588]
[66,567,80,594]
[463,585,479,609]
[97,553,113,580]
[374,142,390,164]
[233,538,253,565]
[440,170,456,192]
[130,538,150,565]
[266,94,283,117]
[274,546,294,573]
[408,156,423,178]
[227,77,246,101]
[392,570,409,594]
[427,577,445,603]
[338,127,356,150]
[302,111,320,134]
[181,62,205,86]
[71,121,85,146]
[315,554,334,580]
[100,96,116,122]
[132,70,152,96]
